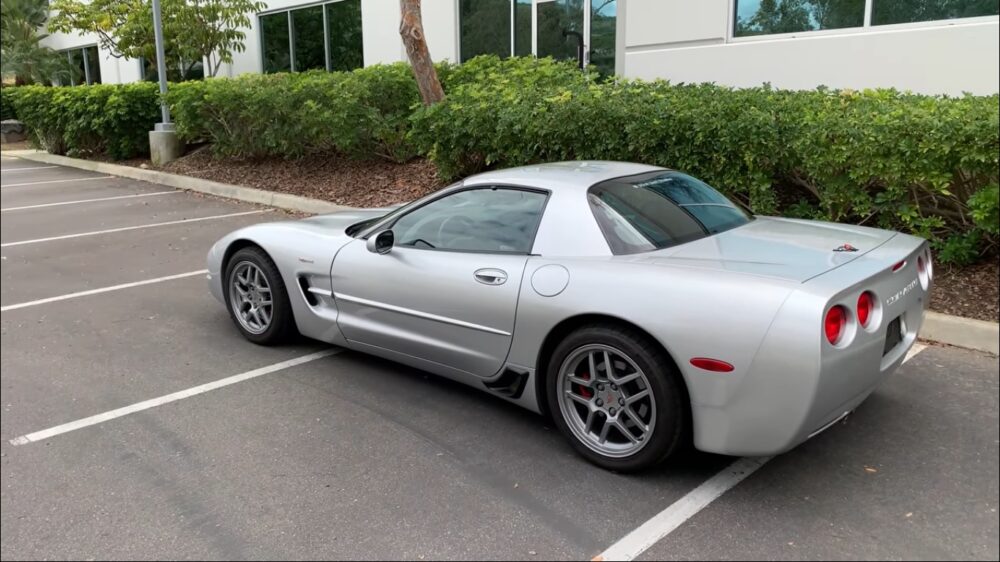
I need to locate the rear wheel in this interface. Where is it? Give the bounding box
[546,324,687,472]
[223,246,295,345]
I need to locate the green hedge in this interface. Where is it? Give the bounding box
[410,59,999,264]
[1,87,18,121]
[167,64,423,161]
[7,83,160,159]
[163,57,582,162]
[8,56,998,264]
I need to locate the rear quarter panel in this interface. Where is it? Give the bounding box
[507,257,798,428]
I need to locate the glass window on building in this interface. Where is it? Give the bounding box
[459,0,512,61]
[514,0,532,56]
[872,0,999,25]
[139,57,204,82]
[292,6,326,71]
[326,0,364,71]
[536,0,585,62]
[262,1,363,73]
[734,0,865,37]
[261,12,292,73]
[590,0,617,75]
[83,46,102,84]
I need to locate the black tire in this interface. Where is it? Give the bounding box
[222,246,296,345]
[545,323,688,473]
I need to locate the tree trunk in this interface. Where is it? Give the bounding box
[399,0,444,105]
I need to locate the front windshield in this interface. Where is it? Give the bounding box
[350,182,464,238]
[589,171,753,255]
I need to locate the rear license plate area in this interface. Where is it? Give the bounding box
[883,316,902,355]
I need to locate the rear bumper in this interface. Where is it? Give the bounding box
[691,234,930,456]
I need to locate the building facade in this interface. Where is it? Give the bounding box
[42,0,1000,95]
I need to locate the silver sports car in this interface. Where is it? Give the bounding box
[208,161,931,471]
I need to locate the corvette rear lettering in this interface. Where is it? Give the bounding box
[885,278,919,307]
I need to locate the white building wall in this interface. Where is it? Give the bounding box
[623,0,999,95]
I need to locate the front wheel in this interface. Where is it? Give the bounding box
[546,324,688,472]
[223,246,296,345]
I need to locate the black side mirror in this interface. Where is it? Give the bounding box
[366,229,394,255]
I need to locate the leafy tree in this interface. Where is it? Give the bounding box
[1,0,75,85]
[47,0,264,78]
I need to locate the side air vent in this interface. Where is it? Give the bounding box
[484,368,529,399]
[298,276,319,305]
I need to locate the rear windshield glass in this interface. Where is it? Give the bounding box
[589,171,753,255]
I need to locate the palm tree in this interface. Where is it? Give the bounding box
[1,0,75,85]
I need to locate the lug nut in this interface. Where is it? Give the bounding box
[608,407,617,416]
[618,397,625,406]
[597,383,605,391]
[595,399,603,407]
[611,384,618,391]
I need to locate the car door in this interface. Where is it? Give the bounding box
[330,186,548,378]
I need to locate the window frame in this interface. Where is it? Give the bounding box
[728,0,999,43]
[361,184,552,256]
[455,0,622,74]
[258,0,362,73]
[60,45,100,86]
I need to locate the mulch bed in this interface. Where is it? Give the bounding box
[128,148,999,323]
[151,148,443,209]
[929,258,999,323]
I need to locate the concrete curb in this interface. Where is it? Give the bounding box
[6,150,998,355]
[922,311,999,355]
[6,150,355,215]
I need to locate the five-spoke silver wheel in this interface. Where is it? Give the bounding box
[557,344,656,458]
[228,261,273,335]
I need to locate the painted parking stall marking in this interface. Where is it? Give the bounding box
[0,270,208,312]
[9,349,341,446]
[1,209,269,247]
[0,166,60,173]
[592,342,930,562]
[1,176,117,188]
[1,190,181,212]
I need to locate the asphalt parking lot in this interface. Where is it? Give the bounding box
[1,156,998,561]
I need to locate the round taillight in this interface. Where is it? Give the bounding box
[857,292,873,327]
[825,305,847,345]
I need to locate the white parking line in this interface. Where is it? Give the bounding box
[2,176,116,188]
[0,270,208,312]
[9,349,341,446]
[0,210,268,247]
[1,190,180,212]
[1,166,59,172]
[593,343,930,562]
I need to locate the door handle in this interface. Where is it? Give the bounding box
[474,268,508,286]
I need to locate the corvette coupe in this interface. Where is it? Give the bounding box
[207,162,931,471]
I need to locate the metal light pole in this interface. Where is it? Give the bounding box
[148,0,182,165]
[151,0,172,127]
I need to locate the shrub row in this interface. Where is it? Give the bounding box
[166,65,421,161]
[7,82,160,159]
[1,87,17,121]
[162,56,581,162]
[7,56,997,263]
[410,61,999,264]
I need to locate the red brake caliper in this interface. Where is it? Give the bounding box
[577,372,593,399]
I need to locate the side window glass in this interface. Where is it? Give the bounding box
[391,188,547,253]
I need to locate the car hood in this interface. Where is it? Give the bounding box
[643,217,897,282]
[295,208,390,233]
